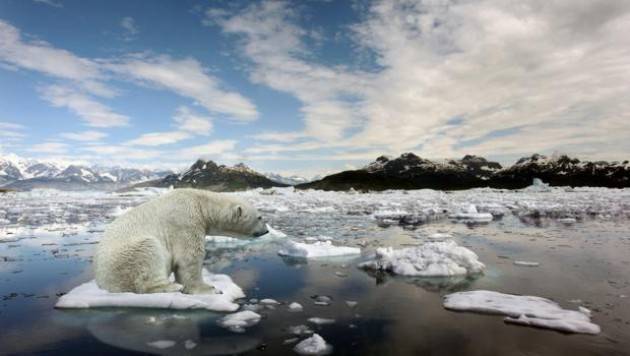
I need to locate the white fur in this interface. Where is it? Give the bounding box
[94,188,267,294]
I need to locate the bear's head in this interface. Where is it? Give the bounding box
[221,200,268,238]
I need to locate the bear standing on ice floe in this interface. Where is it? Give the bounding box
[94,188,268,294]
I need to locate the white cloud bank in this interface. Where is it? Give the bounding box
[209,0,630,163]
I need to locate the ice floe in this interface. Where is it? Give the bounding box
[289,302,304,312]
[146,340,176,349]
[278,240,361,258]
[217,310,261,333]
[513,260,540,267]
[307,317,335,325]
[55,269,244,312]
[450,204,493,222]
[294,333,332,355]
[443,290,600,334]
[358,240,485,277]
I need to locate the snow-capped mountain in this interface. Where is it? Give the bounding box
[264,172,311,186]
[0,155,173,191]
[141,159,288,191]
[298,153,630,191]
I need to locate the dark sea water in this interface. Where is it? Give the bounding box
[1,188,629,355]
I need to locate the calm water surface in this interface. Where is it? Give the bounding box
[1,199,629,355]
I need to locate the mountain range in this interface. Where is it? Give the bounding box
[297,153,630,191]
[0,155,173,191]
[3,152,628,192]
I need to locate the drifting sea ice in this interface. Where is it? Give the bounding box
[278,240,361,258]
[358,240,485,277]
[205,224,287,247]
[450,204,493,222]
[217,310,262,333]
[55,269,244,312]
[294,333,332,355]
[443,290,600,334]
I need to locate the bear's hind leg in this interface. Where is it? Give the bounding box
[123,237,181,294]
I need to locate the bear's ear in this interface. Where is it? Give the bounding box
[235,205,243,219]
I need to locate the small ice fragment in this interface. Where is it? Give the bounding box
[260,298,280,305]
[335,271,348,278]
[358,240,485,277]
[558,218,577,224]
[278,240,361,258]
[443,290,600,334]
[450,204,493,222]
[147,340,176,349]
[346,301,358,308]
[307,317,335,325]
[289,302,304,312]
[184,339,197,350]
[283,338,299,345]
[294,333,332,355]
[579,306,592,317]
[427,232,453,240]
[242,303,262,312]
[217,310,262,333]
[289,324,314,335]
[513,260,540,267]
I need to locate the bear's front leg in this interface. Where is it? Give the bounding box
[173,236,220,295]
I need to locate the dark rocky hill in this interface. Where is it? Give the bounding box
[297,153,630,191]
[143,159,288,191]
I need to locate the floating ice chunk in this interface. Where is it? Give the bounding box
[260,298,280,305]
[294,333,332,355]
[558,218,577,224]
[55,269,244,312]
[307,317,335,325]
[278,240,361,258]
[345,301,358,308]
[427,232,453,240]
[205,224,287,247]
[304,206,336,213]
[522,178,552,192]
[146,340,176,349]
[358,240,485,277]
[289,302,304,312]
[184,339,197,350]
[443,290,600,334]
[289,324,314,335]
[450,204,493,222]
[513,260,540,267]
[217,310,262,333]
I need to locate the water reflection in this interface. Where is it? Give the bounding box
[56,310,261,355]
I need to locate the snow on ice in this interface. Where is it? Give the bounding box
[359,240,485,277]
[443,290,600,334]
[278,240,361,258]
[294,333,332,355]
[217,310,262,333]
[55,269,244,312]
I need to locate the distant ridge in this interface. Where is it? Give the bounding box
[135,159,288,191]
[297,153,630,191]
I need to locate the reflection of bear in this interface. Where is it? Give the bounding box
[95,189,268,294]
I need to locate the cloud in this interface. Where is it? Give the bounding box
[60,130,108,142]
[29,142,68,154]
[209,0,630,163]
[174,106,213,135]
[108,55,258,121]
[177,140,237,160]
[0,20,112,97]
[206,1,367,140]
[39,85,130,127]
[0,121,26,141]
[32,0,62,8]
[125,131,191,146]
[120,17,139,34]
[250,131,306,143]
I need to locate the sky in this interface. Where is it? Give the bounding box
[0,0,629,177]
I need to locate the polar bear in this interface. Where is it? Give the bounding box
[94,188,268,294]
